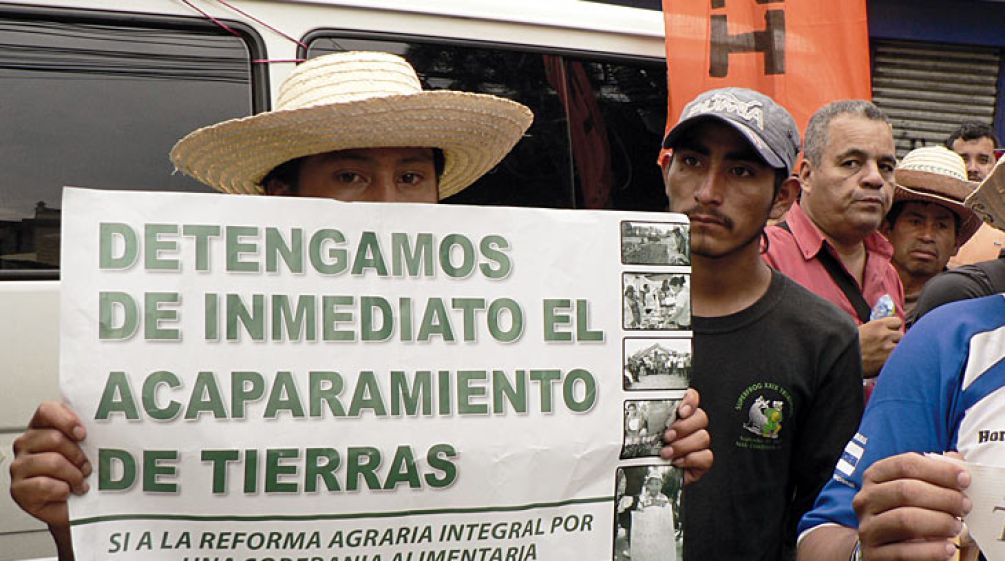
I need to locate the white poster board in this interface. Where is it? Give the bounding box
[936,455,1005,561]
[60,188,691,561]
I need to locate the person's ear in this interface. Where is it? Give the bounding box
[769,175,801,220]
[797,159,813,196]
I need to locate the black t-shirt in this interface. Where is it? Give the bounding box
[911,257,1005,327]
[683,270,863,561]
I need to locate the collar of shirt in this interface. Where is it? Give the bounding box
[785,202,894,263]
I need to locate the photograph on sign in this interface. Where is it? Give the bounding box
[622,338,692,391]
[613,465,682,561]
[620,220,690,266]
[620,399,681,460]
[622,273,690,331]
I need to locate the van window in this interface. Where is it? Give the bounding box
[0,15,255,274]
[306,36,669,212]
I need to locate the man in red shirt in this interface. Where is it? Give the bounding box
[763,101,904,378]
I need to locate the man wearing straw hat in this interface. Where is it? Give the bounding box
[170,50,532,202]
[9,51,712,561]
[879,146,982,324]
[796,158,1005,561]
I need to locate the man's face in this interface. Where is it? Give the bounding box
[293,147,438,202]
[883,201,958,281]
[664,120,780,259]
[801,115,897,244]
[951,137,996,181]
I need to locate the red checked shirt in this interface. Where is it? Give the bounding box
[762,203,905,325]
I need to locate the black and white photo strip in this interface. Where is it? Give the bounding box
[622,273,690,331]
[621,399,680,459]
[622,337,691,391]
[614,465,683,561]
[620,221,690,266]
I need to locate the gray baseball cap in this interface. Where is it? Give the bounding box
[662,87,801,174]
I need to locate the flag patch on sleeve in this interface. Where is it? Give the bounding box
[835,433,868,479]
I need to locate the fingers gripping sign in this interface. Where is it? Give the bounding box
[10,401,91,527]
[853,453,971,561]
[660,388,712,485]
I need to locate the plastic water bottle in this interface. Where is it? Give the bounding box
[869,294,895,321]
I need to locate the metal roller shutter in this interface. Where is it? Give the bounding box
[872,39,1001,157]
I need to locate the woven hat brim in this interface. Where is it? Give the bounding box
[895,168,977,203]
[170,91,533,198]
[965,157,1005,233]
[893,184,982,246]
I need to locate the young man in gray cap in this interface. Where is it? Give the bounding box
[662,87,863,560]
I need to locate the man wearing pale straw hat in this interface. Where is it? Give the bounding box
[9,51,711,561]
[879,146,982,324]
[169,50,532,202]
[909,134,1005,325]
[797,158,1005,561]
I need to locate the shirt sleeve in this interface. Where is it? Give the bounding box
[798,308,958,536]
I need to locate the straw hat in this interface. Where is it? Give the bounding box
[892,146,981,246]
[170,51,534,198]
[965,156,1005,231]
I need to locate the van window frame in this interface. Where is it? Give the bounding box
[0,5,269,281]
[298,28,664,68]
[298,28,668,210]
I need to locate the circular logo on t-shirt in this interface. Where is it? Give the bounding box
[734,382,793,450]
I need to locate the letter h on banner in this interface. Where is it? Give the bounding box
[709,0,786,78]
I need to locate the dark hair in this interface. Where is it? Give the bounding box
[885,201,961,236]
[803,100,891,166]
[261,148,447,195]
[944,122,999,149]
[771,169,788,199]
[262,156,304,195]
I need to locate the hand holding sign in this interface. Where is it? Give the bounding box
[9,400,90,561]
[10,401,91,527]
[660,388,712,484]
[854,452,972,561]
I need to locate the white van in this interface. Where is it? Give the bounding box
[0,1,668,558]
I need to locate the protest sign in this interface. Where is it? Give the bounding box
[934,455,1005,561]
[60,187,692,561]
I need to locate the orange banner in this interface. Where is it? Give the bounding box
[663,0,871,137]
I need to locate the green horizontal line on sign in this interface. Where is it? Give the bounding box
[71,495,614,527]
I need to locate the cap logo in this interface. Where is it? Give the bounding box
[685,92,765,131]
